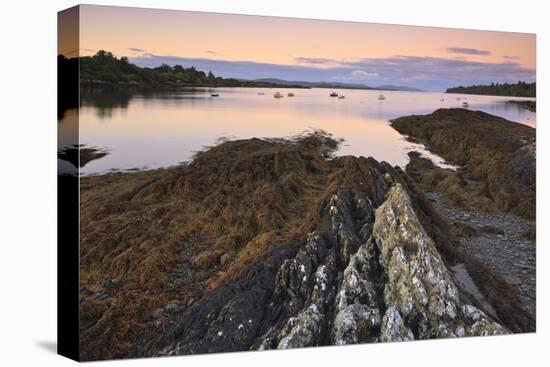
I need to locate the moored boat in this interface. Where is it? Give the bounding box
[330,91,338,97]
[274,92,284,98]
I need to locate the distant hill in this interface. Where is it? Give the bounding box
[252,78,371,89]
[446,81,535,97]
[376,85,422,92]
[251,78,422,92]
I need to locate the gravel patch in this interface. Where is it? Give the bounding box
[426,192,536,319]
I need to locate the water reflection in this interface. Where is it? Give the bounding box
[472,100,535,127]
[77,87,536,175]
[80,87,226,119]
[58,144,110,168]
[58,108,79,176]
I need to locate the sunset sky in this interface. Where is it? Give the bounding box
[73,5,535,91]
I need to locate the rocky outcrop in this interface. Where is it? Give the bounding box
[370,185,505,339]
[155,184,506,356]
[330,185,505,345]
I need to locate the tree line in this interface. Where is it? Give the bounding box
[446,81,535,97]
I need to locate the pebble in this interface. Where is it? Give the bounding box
[220,253,232,266]
[165,303,178,313]
[152,308,164,318]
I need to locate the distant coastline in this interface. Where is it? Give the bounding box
[69,51,307,89]
[446,81,535,97]
[67,50,420,92]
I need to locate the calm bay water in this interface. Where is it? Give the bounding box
[66,88,536,175]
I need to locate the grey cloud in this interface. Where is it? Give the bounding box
[128,47,145,52]
[334,70,379,81]
[295,57,339,65]
[446,47,491,55]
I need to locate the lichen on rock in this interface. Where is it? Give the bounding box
[371,184,507,340]
[332,240,383,345]
[259,183,507,350]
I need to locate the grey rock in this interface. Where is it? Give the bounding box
[277,304,324,349]
[380,306,414,342]
[152,308,164,318]
[371,185,507,339]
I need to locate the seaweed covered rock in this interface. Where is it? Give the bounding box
[391,108,535,219]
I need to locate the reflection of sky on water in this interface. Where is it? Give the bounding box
[73,88,535,175]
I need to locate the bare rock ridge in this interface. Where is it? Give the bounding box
[155,184,505,356]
